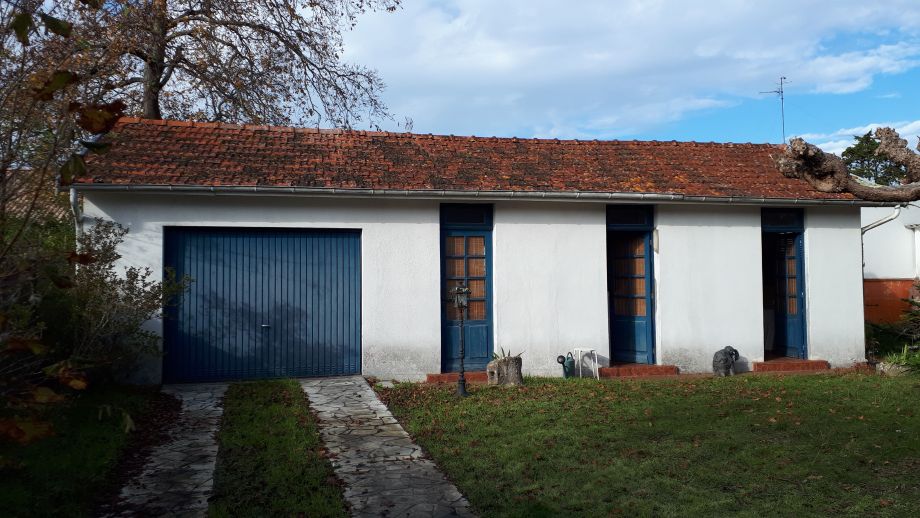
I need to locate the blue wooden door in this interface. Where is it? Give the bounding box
[441,230,492,372]
[772,233,806,358]
[608,231,655,364]
[163,228,361,382]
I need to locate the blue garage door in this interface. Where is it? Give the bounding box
[163,228,361,383]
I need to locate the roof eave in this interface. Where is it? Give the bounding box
[69,183,893,207]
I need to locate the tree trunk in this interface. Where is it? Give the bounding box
[486,356,523,386]
[142,0,169,120]
[775,127,920,202]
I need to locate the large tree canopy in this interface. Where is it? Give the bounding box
[775,127,920,202]
[76,0,400,126]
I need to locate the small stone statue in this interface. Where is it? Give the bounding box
[712,346,740,376]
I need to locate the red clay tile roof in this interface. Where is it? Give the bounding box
[78,118,855,201]
[7,169,72,221]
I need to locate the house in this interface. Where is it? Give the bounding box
[72,118,880,384]
[862,205,920,324]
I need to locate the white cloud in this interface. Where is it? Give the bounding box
[344,0,920,138]
[803,120,920,155]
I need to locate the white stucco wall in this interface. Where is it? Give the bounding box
[492,203,609,376]
[861,206,918,279]
[83,192,868,381]
[82,193,443,383]
[805,207,866,367]
[654,205,765,373]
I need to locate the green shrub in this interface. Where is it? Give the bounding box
[2,219,187,443]
[38,220,188,379]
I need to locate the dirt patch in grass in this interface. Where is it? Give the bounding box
[380,374,920,517]
[209,379,346,517]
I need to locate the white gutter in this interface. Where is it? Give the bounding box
[861,205,903,234]
[69,184,893,207]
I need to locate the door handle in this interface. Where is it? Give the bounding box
[261,324,271,328]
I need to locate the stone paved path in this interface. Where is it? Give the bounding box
[100,383,227,517]
[300,376,474,518]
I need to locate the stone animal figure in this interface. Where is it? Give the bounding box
[712,346,740,376]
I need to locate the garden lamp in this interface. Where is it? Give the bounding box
[448,281,472,397]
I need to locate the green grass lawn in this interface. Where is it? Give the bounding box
[379,374,920,517]
[209,379,346,517]
[0,386,158,517]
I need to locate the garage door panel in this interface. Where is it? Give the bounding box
[163,228,361,382]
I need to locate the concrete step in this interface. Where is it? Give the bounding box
[599,364,680,378]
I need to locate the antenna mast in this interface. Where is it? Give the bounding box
[760,76,787,143]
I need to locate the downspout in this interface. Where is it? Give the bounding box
[69,186,82,238]
[861,205,902,234]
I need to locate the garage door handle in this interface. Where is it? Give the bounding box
[261,324,271,328]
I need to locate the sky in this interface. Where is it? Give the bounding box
[342,0,920,154]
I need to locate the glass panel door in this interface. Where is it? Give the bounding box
[608,231,654,364]
[441,230,492,372]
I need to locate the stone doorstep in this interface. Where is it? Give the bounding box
[425,371,489,384]
[752,359,831,373]
[599,364,681,378]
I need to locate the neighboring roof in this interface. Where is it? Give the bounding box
[77,118,858,203]
[6,169,71,222]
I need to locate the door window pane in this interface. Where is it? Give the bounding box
[446,279,463,295]
[468,279,486,298]
[468,300,486,320]
[635,298,647,317]
[613,297,647,317]
[446,236,465,256]
[630,238,645,256]
[468,258,486,277]
[787,296,797,315]
[616,258,644,276]
[614,278,646,296]
[467,236,485,256]
[447,258,465,277]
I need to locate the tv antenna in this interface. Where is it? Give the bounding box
[761,76,788,143]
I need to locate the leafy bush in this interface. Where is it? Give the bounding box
[1,219,187,443]
[39,220,187,378]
